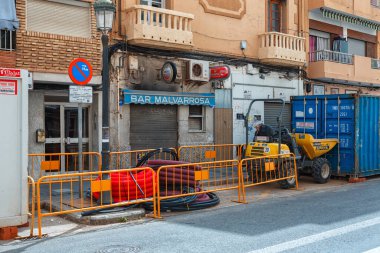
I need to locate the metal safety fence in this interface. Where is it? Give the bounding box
[28,152,101,180]
[156,160,243,217]
[33,151,300,238]
[109,148,178,170]
[36,167,156,238]
[239,153,298,202]
[178,144,245,163]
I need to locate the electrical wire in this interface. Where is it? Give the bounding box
[108,42,303,76]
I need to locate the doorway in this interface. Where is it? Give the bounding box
[44,103,90,171]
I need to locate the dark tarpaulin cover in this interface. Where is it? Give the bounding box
[0,0,19,30]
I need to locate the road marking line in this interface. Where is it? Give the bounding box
[248,216,380,253]
[363,246,380,253]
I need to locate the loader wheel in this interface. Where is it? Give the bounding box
[278,161,296,189]
[312,158,331,184]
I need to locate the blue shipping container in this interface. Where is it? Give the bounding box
[291,95,380,177]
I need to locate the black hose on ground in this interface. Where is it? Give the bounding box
[142,187,220,212]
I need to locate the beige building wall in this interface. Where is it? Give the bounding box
[118,0,306,61]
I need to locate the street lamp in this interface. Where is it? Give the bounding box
[94,0,115,203]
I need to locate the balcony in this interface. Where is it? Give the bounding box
[123,5,194,50]
[308,50,380,86]
[258,32,306,67]
[309,0,380,23]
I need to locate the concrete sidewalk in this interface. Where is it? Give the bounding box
[4,176,349,243]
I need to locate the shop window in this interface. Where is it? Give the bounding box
[0,29,16,51]
[189,106,205,132]
[267,0,286,33]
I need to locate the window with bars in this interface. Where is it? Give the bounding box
[188,106,205,132]
[0,29,16,51]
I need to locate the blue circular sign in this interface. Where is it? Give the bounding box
[68,58,93,85]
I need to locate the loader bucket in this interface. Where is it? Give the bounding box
[294,133,338,160]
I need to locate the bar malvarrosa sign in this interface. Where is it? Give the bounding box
[123,90,215,107]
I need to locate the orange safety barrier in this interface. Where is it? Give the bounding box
[28,152,101,180]
[156,160,243,217]
[109,148,178,170]
[239,153,299,203]
[36,167,156,238]
[178,144,245,163]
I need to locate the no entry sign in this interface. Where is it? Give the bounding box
[68,58,93,85]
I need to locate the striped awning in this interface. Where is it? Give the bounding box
[321,8,380,30]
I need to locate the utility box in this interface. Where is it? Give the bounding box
[0,68,28,227]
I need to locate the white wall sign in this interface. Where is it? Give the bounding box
[69,86,93,103]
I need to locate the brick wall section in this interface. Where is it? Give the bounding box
[0,51,16,68]
[15,0,101,75]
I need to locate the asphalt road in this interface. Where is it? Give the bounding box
[2,179,380,253]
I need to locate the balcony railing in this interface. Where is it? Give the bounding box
[124,5,194,49]
[258,32,306,66]
[0,29,15,51]
[309,50,353,65]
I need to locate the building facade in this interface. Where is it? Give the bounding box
[110,0,307,147]
[4,0,379,161]
[0,0,103,163]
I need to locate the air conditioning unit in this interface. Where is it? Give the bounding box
[186,60,210,82]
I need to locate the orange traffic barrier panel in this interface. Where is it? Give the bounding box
[239,153,299,203]
[178,144,245,163]
[28,152,101,180]
[156,160,243,218]
[36,167,156,238]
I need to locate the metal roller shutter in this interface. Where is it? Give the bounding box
[264,102,291,130]
[130,104,178,150]
[27,0,91,38]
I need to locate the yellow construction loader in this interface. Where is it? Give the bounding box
[244,99,338,188]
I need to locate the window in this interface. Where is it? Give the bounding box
[330,88,339,95]
[0,29,16,50]
[371,0,380,7]
[268,0,283,32]
[309,30,330,61]
[140,0,165,8]
[27,0,91,38]
[189,106,205,132]
[139,0,165,24]
[348,38,365,57]
[345,90,358,94]
[313,85,325,95]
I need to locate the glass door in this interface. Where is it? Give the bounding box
[45,104,89,172]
